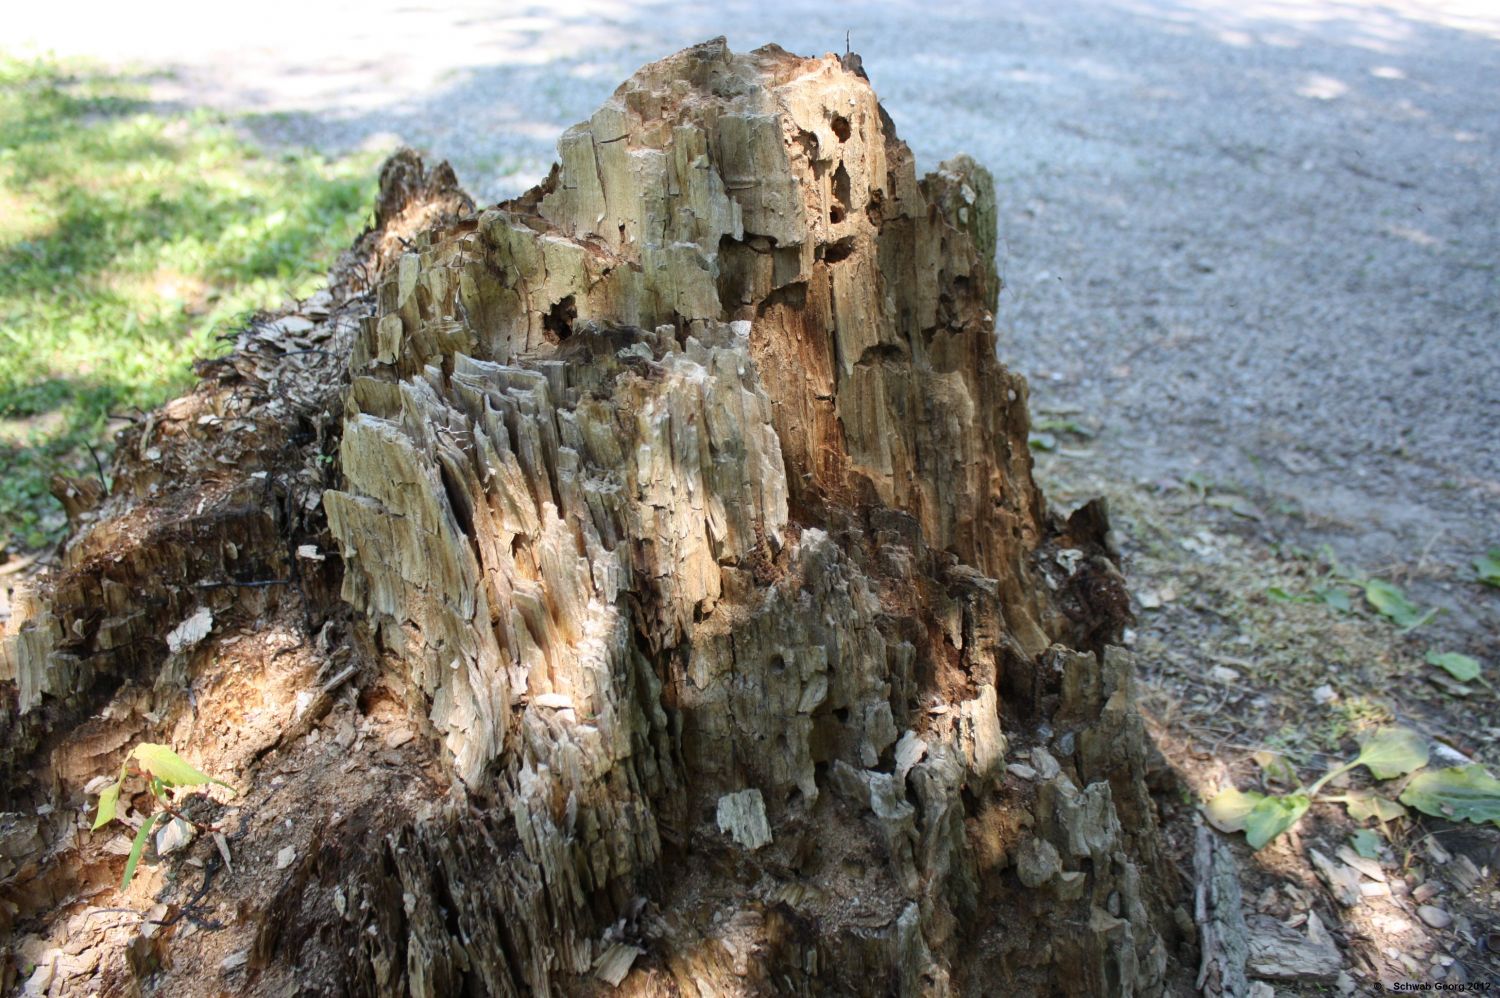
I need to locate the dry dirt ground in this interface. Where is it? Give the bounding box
[10,0,1500,992]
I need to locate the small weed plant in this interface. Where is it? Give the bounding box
[1267,546,1436,631]
[1207,726,1500,849]
[92,743,232,890]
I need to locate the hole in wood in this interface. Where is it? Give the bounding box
[543,295,577,343]
[822,237,856,264]
[830,163,851,224]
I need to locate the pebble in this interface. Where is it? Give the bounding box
[276,846,297,870]
[1417,906,1452,929]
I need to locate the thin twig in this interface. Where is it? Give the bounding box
[196,579,289,589]
[85,442,110,490]
[154,797,220,835]
[156,852,225,929]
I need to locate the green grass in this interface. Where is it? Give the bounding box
[0,56,376,554]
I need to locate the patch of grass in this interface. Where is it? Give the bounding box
[0,56,376,553]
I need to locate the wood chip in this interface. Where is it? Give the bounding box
[165,607,213,654]
[715,789,771,850]
[592,942,643,987]
[213,831,233,875]
[1246,914,1342,982]
[1193,822,1251,996]
[1336,846,1386,883]
[1449,855,1482,892]
[154,817,194,857]
[321,664,358,693]
[1310,848,1363,907]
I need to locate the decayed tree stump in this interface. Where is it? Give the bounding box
[1,39,1188,995]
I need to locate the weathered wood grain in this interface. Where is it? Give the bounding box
[1,40,1188,996]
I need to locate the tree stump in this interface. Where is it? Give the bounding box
[1,39,1188,995]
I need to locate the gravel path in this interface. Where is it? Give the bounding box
[16,0,1500,583]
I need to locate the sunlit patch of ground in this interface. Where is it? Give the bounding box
[0,55,375,556]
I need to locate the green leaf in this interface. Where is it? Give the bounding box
[1363,579,1436,631]
[1354,727,1430,780]
[121,814,162,891]
[1343,791,1407,823]
[1350,828,1381,859]
[1245,794,1310,849]
[132,743,212,788]
[1027,432,1057,452]
[1204,787,1264,833]
[1474,550,1500,588]
[1206,494,1263,520]
[1033,417,1092,438]
[1266,586,1305,603]
[1315,587,1352,613]
[1399,766,1500,827]
[1425,650,1481,682]
[91,781,121,830]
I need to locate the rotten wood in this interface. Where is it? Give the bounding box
[0,40,1189,995]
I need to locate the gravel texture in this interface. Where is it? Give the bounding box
[14,0,1500,584]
